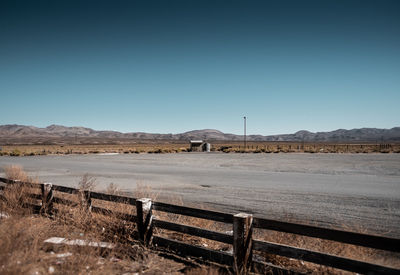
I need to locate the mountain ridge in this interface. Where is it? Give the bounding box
[0,124,399,142]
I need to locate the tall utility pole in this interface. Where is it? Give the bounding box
[243,116,247,149]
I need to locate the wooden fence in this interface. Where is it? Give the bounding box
[0,177,399,274]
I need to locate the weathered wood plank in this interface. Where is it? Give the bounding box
[153,202,233,223]
[253,240,400,275]
[52,185,78,194]
[152,236,233,266]
[43,237,116,253]
[90,191,136,205]
[153,219,233,244]
[253,217,400,252]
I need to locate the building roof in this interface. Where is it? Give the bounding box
[190,140,203,144]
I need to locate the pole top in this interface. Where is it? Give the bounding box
[234,213,252,218]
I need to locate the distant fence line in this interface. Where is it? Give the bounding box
[0,177,399,274]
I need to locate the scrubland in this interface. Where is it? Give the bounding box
[0,141,399,156]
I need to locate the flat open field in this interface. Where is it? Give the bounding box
[0,141,399,156]
[1,153,399,238]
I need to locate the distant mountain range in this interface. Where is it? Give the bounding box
[0,124,399,143]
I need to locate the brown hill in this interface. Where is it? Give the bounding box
[0,124,399,143]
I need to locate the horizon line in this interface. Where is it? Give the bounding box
[0,123,399,137]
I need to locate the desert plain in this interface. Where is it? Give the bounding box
[1,152,399,238]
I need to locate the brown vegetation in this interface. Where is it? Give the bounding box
[0,141,399,156]
[0,167,199,274]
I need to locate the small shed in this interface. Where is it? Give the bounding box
[189,140,211,152]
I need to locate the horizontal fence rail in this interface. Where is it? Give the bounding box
[153,201,233,223]
[153,219,233,244]
[253,240,400,275]
[153,236,234,266]
[1,176,400,275]
[90,191,137,205]
[52,185,77,194]
[253,217,400,253]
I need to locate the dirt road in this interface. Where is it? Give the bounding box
[1,153,399,237]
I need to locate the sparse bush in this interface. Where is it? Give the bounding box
[106,183,120,195]
[78,173,97,191]
[4,165,29,182]
[134,182,159,201]
[10,149,21,156]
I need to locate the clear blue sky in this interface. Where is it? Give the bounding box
[1,0,399,135]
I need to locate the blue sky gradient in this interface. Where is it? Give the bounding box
[1,0,399,135]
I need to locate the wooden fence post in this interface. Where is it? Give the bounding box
[136,198,153,245]
[41,183,54,215]
[233,213,253,275]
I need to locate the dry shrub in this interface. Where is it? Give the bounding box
[0,214,180,275]
[1,165,40,215]
[92,202,137,245]
[0,215,52,274]
[185,266,227,275]
[78,173,96,191]
[106,182,120,195]
[134,181,159,201]
[4,165,29,182]
[1,183,35,215]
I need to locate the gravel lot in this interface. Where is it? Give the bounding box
[1,153,399,237]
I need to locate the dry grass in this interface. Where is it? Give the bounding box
[134,181,160,201]
[0,142,399,156]
[78,173,96,191]
[0,143,189,156]
[0,167,188,274]
[0,214,186,275]
[106,182,120,195]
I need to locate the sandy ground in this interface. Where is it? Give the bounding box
[1,153,399,237]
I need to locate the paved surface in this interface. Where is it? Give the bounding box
[1,153,399,237]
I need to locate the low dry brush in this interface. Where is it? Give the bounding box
[0,167,187,274]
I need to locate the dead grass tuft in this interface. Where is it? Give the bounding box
[4,165,31,182]
[106,182,120,195]
[134,181,159,201]
[78,173,96,191]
